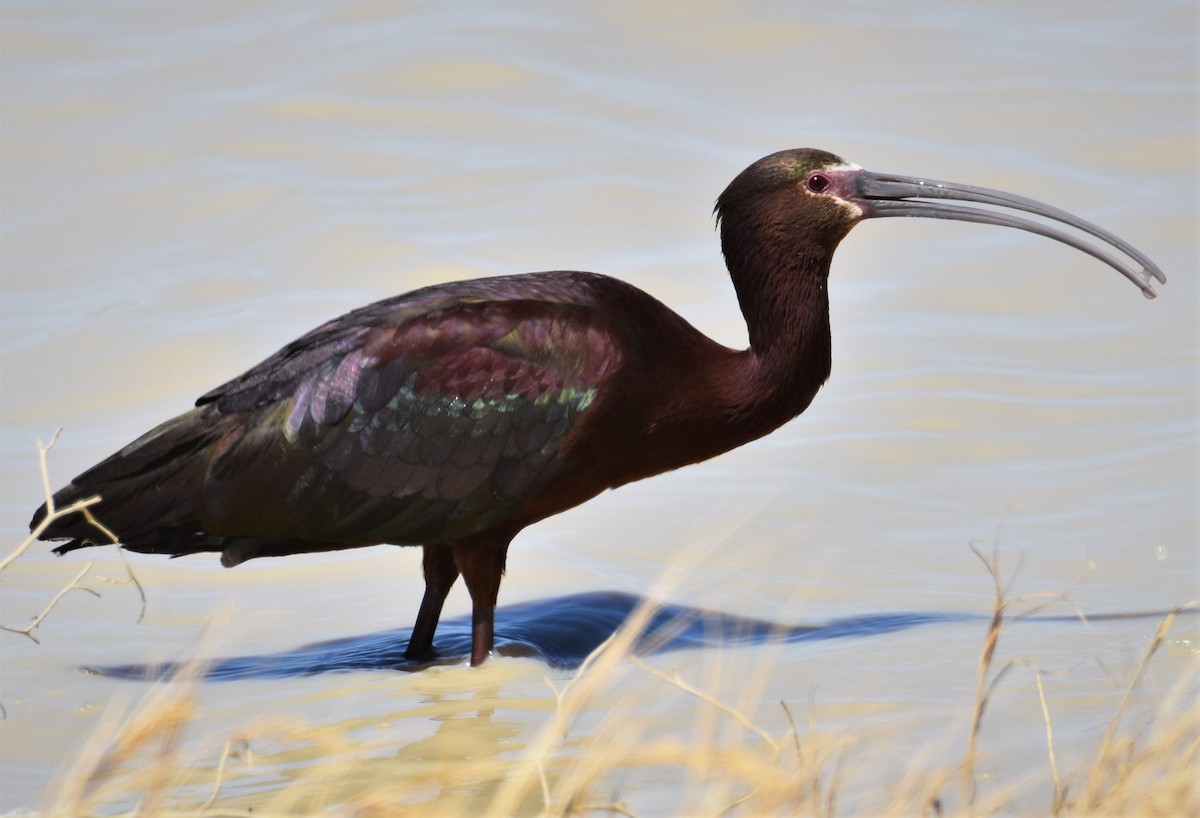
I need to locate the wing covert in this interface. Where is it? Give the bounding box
[198,290,621,546]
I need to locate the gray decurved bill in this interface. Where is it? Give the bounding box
[855,173,1166,299]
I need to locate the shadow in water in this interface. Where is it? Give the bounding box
[91,590,1180,681]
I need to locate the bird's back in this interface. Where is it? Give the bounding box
[34,271,649,564]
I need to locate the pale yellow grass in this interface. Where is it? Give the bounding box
[14,570,1200,818]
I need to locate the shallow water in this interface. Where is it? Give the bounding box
[1,1,1196,813]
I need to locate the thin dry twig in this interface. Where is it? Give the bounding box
[2,434,147,640]
[0,561,100,644]
[2,491,100,573]
[93,542,148,624]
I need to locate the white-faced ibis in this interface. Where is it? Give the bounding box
[32,149,1164,666]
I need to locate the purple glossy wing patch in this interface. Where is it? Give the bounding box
[199,290,621,546]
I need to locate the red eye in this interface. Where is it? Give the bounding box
[806,173,831,193]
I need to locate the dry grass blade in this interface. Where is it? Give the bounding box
[485,594,660,816]
[629,656,779,751]
[962,543,1006,805]
[47,626,217,814]
[1074,601,1200,815]
[1034,672,1065,815]
[962,541,1096,809]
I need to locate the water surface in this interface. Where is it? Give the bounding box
[1,1,1196,813]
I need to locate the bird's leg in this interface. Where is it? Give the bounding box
[404,544,459,662]
[453,537,511,667]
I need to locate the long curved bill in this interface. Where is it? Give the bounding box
[850,171,1166,299]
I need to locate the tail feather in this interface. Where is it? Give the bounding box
[33,407,220,555]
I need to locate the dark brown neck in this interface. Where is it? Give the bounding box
[720,239,833,439]
[564,221,837,491]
